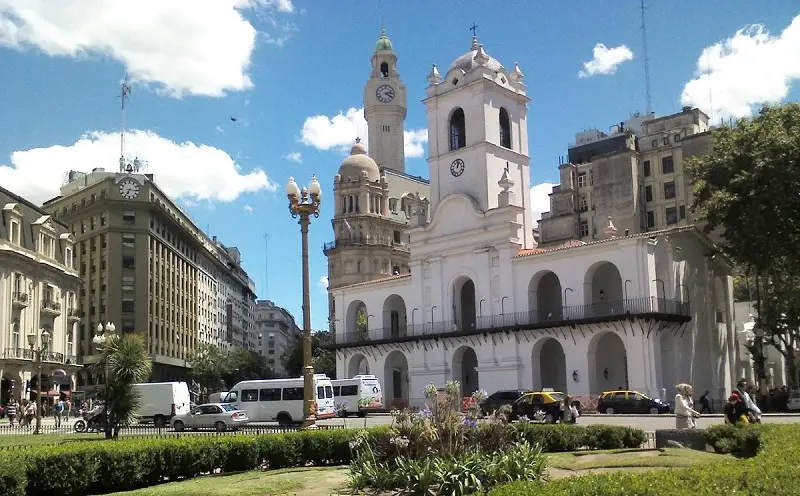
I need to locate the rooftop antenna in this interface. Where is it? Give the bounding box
[264,232,269,298]
[706,49,715,124]
[639,0,653,115]
[119,72,132,172]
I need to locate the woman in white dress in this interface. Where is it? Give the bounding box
[674,383,701,429]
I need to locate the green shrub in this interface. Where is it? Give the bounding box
[703,424,761,457]
[488,424,800,496]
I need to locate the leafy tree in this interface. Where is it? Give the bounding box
[188,343,229,403]
[222,348,274,387]
[686,103,800,388]
[281,332,337,379]
[356,310,368,332]
[94,334,152,439]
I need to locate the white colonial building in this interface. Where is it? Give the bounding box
[328,33,737,410]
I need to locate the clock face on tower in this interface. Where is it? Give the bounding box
[119,180,140,200]
[376,84,395,103]
[450,159,465,177]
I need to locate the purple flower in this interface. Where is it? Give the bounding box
[462,417,478,429]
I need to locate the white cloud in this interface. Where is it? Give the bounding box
[530,183,557,227]
[0,129,277,205]
[681,15,800,120]
[319,276,329,291]
[578,43,634,78]
[299,107,428,158]
[285,152,302,163]
[0,0,295,98]
[244,205,253,213]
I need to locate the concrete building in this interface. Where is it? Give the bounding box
[328,33,736,411]
[254,300,300,376]
[539,107,712,246]
[41,164,256,385]
[733,301,793,389]
[1,186,82,404]
[324,29,430,332]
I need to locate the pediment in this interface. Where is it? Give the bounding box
[424,193,485,238]
[60,232,75,243]
[33,215,56,232]
[2,203,23,217]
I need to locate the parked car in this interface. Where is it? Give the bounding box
[171,403,250,432]
[596,390,671,414]
[479,390,530,416]
[510,391,565,423]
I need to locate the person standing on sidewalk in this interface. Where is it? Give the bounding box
[53,398,65,428]
[5,400,17,426]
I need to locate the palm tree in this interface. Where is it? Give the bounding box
[94,333,152,439]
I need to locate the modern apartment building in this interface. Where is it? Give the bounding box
[538,107,712,245]
[1,186,82,404]
[41,165,257,385]
[254,300,300,376]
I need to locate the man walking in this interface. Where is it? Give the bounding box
[736,379,761,423]
[53,398,65,428]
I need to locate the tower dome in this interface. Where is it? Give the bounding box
[338,138,380,182]
[375,28,393,52]
[449,36,503,73]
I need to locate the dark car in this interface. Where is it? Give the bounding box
[596,390,671,414]
[510,391,565,423]
[480,390,530,416]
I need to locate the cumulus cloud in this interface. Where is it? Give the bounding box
[578,43,634,78]
[319,276,329,292]
[0,0,295,97]
[299,107,428,158]
[530,182,557,227]
[681,15,800,120]
[0,129,277,205]
[285,152,302,163]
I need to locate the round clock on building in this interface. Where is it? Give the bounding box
[119,179,140,199]
[450,158,465,177]
[376,84,395,103]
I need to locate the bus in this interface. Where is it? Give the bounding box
[331,375,383,417]
[223,375,335,425]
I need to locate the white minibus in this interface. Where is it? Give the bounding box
[223,374,335,425]
[331,375,383,417]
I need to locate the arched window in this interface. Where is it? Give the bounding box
[348,195,353,212]
[499,108,511,148]
[449,108,466,151]
[380,62,389,78]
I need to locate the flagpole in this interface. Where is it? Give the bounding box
[120,73,131,171]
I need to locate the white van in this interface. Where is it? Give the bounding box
[332,375,383,417]
[223,374,335,425]
[208,391,229,404]
[133,381,191,427]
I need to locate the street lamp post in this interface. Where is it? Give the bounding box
[286,175,322,430]
[94,322,116,434]
[27,328,51,435]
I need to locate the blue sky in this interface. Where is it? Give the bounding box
[1,1,799,332]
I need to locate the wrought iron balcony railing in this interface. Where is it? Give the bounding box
[323,235,409,254]
[2,348,72,364]
[333,297,690,346]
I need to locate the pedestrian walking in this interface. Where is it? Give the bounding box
[5,400,17,426]
[674,383,701,429]
[724,393,749,425]
[53,398,65,428]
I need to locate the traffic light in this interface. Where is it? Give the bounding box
[25,380,30,393]
[9,380,14,389]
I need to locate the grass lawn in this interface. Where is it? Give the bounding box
[0,433,100,448]
[106,467,351,496]
[547,447,728,479]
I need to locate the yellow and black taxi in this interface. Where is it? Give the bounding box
[596,390,671,415]
[510,390,565,423]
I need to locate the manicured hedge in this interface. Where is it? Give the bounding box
[489,424,800,496]
[0,423,646,496]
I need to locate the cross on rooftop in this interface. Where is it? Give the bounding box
[469,22,478,37]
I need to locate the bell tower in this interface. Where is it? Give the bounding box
[364,29,407,173]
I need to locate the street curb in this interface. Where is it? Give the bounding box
[585,413,800,418]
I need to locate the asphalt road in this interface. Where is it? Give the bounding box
[5,413,799,436]
[318,412,800,431]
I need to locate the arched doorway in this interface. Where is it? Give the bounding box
[589,332,628,394]
[659,331,677,398]
[452,346,479,397]
[454,277,477,331]
[382,294,408,338]
[348,354,369,377]
[530,271,562,323]
[539,338,568,393]
[383,351,409,409]
[1,376,14,404]
[345,300,369,341]
[584,261,624,317]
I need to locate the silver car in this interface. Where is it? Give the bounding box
[172,403,250,432]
